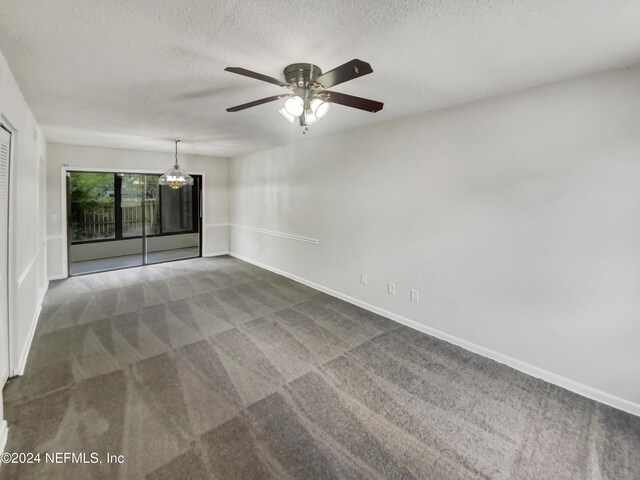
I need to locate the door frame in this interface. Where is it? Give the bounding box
[0,121,14,383]
[61,166,206,277]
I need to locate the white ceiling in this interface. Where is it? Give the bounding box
[1,0,640,157]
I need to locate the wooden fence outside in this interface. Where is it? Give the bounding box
[75,200,158,239]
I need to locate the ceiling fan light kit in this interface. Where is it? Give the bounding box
[225,59,383,132]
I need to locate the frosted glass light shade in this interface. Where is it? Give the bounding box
[284,96,304,117]
[279,107,296,123]
[159,166,194,190]
[304,108,320,125]
[310,98,330,119]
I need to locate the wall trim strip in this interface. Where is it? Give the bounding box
[203,250,230,257]
[230,224,319,245]
[47,274,67,281]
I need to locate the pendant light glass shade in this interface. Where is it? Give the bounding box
[159,140,194,190]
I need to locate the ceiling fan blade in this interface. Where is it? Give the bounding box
[225,67,290,87]
[226,94,291,112]
[315,59,373,88]
[323,91,383,113]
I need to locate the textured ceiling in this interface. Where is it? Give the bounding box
[1,0,640,157]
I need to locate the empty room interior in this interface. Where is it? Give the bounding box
[0,1,639,478]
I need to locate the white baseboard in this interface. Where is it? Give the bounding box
[203,250,230,257]
[229,251,640,418]
[47,273,67,281]
[12,288,46,377]
[0,420,7,454]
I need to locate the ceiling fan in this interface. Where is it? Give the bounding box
[224,59,383,129]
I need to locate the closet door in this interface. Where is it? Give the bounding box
[0,126,11,385]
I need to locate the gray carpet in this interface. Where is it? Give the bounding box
[2,256,639,479]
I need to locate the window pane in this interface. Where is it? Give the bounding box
[160,184,194,233]
[121,174,144,237]
[69,172,115,241]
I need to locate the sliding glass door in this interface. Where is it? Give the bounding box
[145,175,200,264]
[67,171,201,275]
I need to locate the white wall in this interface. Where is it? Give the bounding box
[230,67,640,414]
[46,144,229,279]
[0,48,48,449]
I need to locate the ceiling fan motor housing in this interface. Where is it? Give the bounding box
[283,63,322,88]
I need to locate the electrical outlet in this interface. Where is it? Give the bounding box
[360,273,368,285]
[410,289,419,303]
[388,282,396,295]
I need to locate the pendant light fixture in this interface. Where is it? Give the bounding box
[159,139,193,190]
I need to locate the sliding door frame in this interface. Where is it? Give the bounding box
[61,166,206,277]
